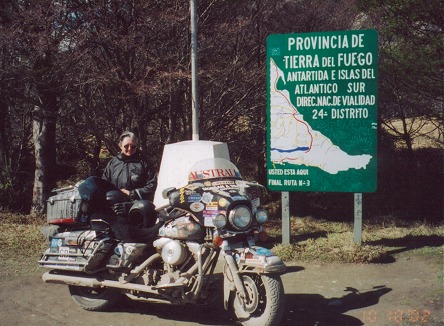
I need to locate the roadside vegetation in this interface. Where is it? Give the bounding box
[267,216,444,264]
[1,211,442,281]
[0,213,47,279]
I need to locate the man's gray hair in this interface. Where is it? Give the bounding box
[119,131,138,146]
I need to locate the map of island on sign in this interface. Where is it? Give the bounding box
[266,30,378,193]
[269,58,372,175]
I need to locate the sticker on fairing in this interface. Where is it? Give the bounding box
[205,202,219,211]
[212,180,236,186]
[232,195,247,201]
[190,202,205,212]
[187,195,202,202]
[218,198,227,207]
[215,189,231,197]
[185,183,203,190]
[204,215,214,227]
[201,192,213,204]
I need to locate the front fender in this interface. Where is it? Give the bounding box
[237,246,286,274]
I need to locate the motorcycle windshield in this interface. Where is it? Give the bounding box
[188,158,242,182]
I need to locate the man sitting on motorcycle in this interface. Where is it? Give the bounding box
[78,131,162,242]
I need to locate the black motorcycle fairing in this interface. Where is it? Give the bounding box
[166,178,265,231]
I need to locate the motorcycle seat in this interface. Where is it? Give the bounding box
[90,219,111,231]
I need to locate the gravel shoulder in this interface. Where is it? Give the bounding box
[0,250,442,326]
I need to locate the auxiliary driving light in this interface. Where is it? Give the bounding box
[255,209,268,224]
[212,213,227,228]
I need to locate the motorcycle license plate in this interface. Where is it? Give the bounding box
[58,247,70,260]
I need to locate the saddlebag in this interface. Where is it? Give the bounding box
[38,230,114,272]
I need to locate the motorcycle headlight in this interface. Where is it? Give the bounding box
[212,213,227,228]
[256,209,268,224]
[229,206,252,230]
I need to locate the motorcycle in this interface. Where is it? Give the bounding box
[39,157,286,325]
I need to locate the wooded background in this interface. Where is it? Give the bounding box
[0,0,442,220]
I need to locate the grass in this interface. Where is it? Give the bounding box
[0,211,443,280]
[0,212,48,280]
[265,216,444,264]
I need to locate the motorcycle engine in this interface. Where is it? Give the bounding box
[159,239,188,266]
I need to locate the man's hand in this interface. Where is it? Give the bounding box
[121,189,130,196]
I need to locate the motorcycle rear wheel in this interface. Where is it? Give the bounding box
[232,274,285,326]
[68,285,123,311]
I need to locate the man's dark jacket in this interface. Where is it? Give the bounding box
[102,151,157,201]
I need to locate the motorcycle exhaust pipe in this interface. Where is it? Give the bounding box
[42,272,159,295]
[42,272,101,288]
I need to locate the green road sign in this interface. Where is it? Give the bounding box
[266,30,378,193]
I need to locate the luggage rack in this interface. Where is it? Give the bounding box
[39,237,113,272]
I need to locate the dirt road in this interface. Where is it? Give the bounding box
[0,253,442,326]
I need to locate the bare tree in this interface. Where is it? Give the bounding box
[1,0,82,212]
[359,0,444,156]
[1,0,441,218]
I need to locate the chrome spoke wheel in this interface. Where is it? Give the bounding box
[238,275,259,313]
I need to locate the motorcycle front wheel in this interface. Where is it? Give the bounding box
[68,285,123,311]
[232,274,285,326]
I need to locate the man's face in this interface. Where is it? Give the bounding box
[120,137,137,156]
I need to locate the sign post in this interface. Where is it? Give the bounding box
[354,193,363,244]
[281,191,290,244]
[190,0,199,141]
[266,30,378,243]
